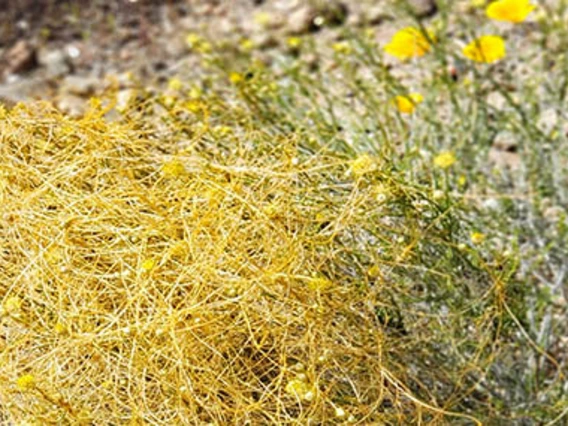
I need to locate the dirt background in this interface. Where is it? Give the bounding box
[0,0,440,113]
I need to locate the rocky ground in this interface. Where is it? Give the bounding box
[0,0,438,115]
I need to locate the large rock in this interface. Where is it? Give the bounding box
[406,0,438,18]
[0,76,51,106]
[56,94,86,117]
[60,75,100,97]
[1,40,38,76]
[286,1,348,35]
[38,48,71,79]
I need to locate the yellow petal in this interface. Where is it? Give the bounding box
[462,35,506,63]
[434,151,457,169]
[16,374,36,391]
[486,0,535,23]
[394,93,424,114]
[384,27,434,60]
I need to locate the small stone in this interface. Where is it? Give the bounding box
[406,0,438,18]
[115,89,137,112]
[57,94,86,117]
[538,108,558,134]
[251,31,278,49]
[365,5,393,25]
[492,131,518,153]
[488,147,521,170]
[60,75,100,97]
[285,1,348,35]
[543,206,565,222]
[286,6,318,34]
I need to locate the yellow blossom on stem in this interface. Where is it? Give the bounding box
[394,93,424,114]
[384,27,434,60]
[434,151,457,169]
[486,0,535,23]
[463,35,506,63]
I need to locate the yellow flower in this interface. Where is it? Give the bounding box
[285,378,315,401]
[307,276,332,292]
[188,86,202,100]
[240,38,255,52]
[54,321,68,335]
[463,35,506,63]
[229,72,244,85]
[185,33,202,48]
[167,77,183,91]
[367,265,382,278]
[254,11,272,27]
[141,258,156,271]
[162,159,186,178]
[350,154,378,177]
[384,27,434,60]
[434,151,457,169]
[394,93,424,114]
[470,232,486,244]
[486,0,535,23]
[16,374,36,391]
[185,33,212,54]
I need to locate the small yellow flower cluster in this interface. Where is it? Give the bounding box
[470,232,486,244]
[185,33,212,54]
